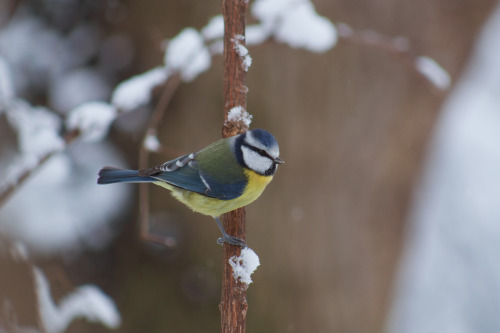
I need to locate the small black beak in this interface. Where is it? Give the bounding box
[273,157,284,164]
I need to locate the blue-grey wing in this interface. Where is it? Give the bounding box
[140,153,246,200]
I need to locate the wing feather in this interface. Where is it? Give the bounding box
[139,139,247,200]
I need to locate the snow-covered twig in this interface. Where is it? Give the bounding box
[33,267,120,333]
[138,73,182,247]
[337,23,451,92]
[0,127,78,209]
[250,0,337,52]
[0,21,216,210]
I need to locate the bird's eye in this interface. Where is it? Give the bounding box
[256,149,267,157]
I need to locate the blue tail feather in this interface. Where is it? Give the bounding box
[97,167,154,184]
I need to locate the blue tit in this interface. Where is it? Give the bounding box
[97,128,283,247]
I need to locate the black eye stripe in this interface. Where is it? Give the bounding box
[256,148,267,156]
[240,142,279,176]
[243,143,272,159]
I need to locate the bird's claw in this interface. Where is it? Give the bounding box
[217,236,247,248]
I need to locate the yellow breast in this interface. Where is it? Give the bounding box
[241,168,273,204]
[153,169,273,217]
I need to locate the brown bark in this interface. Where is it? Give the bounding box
[220,0,249,332]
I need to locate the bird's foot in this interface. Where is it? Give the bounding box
[217,235,247,248]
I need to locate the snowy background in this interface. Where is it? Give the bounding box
[0,0,498,332]
[387,3,500,333]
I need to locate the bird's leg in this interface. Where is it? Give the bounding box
[213,217,247,248]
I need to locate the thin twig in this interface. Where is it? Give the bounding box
[138,73,182,246]
[0,129,79,209]
[336,23,448,94]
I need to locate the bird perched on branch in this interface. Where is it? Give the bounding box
[97,128,283,247]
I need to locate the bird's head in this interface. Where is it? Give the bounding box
[234,129,283,176]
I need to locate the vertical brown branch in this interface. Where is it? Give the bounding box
[220,0,249,332]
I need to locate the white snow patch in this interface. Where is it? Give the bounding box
[229,247,260,285]
[252,0,293,23]
[232,37,252,71]
[10,241,30,262]
[387,5,500,333]
[111,67,168,111]
[415,56,451,90]
[34,267,121,333]
[164,28,211,82]
[66,101,117,142]
[144,133,161,152]
[49,68,112,114]
[227,106,253,127]
[246,24,271,45]
[208,39,225,55]
[275,1,337,52]
[6,101,65,170]
[0,55,15,106]
[0,142,131,255]
[202,15,224,40]
[252,0,336,52]
[0,16,66,94]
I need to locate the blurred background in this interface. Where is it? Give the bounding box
[1,0,499,332]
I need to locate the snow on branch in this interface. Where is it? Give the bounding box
[33,267,121,333]
[110,26,217,114]
[66,101,117,142]
[111,67,169,112]
[228,247,260,285]
[0,56,15,107]
[109,0,341,112]
[143,131,161,152]
[110,27,216,114]
[415,56,451,90]
[337,23,451,91]
[227,106,253,127]
[202,15,225,41]
[0,20,219,206]
[164,27,212,82]
[0,101,72,207]
[250,0,337,52]
[232,35,252,72]
[2,102,65,191]
[6,102,65,161]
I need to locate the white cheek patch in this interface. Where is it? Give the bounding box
[242,146,273,174]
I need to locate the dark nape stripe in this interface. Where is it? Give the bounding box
[234,133,246,167]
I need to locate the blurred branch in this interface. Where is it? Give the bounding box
[337,23,450,93]
[220,0,249,332]
[138,73,182,246]
[0,129,79,209]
